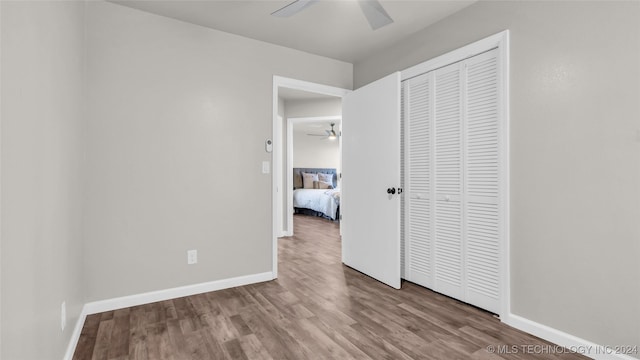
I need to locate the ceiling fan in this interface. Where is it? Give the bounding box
[271,0,394,30]
[307,123,339,140]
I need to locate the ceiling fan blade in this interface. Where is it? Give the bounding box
[271,0,318,18]
[358,0,394,30]
[325,130,332,136]
[306,133,326,136]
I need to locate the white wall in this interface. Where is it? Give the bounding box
[1,1,86,358]
[285,97,342,118]
[84,1,352,302]
[292,130,340,170]
[355,0,640,350]
[286,97,342,171]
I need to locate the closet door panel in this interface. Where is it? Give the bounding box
[405,74,433,287]
[464,49,501,313]
[433,63,464,299]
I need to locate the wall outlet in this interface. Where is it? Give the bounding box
[61,301,66,332]
[187,249,197,265]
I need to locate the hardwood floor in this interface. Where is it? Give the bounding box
[73,215,586,360]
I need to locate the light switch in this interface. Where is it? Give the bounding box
[262,161,270,174]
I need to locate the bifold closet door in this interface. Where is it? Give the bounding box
[403,62,467,299]
[404,48,502,314]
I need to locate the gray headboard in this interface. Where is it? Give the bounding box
[293,168,338,189]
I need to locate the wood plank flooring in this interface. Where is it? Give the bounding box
[73,215,586,360]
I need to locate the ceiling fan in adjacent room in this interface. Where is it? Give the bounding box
[307,123,339,140]
[271,0,394,30]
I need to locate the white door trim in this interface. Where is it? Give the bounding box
[400,30,510,319]
[272,76,350,278]
[275,115,284,237]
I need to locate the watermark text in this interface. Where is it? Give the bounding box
[486,344,638,356]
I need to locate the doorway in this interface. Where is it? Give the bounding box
[271,76,350,278]
[287,116,342,235]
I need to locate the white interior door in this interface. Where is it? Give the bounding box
[342,72,401,289]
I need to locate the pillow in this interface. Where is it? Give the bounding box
[302,173,318,189]
[318,173,333,184]
[293,171,303,189]
[313,181,334,190]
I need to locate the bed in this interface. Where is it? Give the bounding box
[293,168,340,220]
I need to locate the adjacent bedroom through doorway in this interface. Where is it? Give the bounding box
[291,121,341,221]
[277,87,342,238]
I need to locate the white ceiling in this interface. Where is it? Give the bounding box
[109,0,476,63]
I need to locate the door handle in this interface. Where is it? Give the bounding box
[387,187,396,195]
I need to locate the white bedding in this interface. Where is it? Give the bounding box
[293,188,340,220]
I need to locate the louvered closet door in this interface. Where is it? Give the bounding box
[402,48,502,314]
[404,73,434,288]
[433,63,465,300]
[463,49,501,313]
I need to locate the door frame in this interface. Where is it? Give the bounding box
[401,30,510,318]
[272,76,350,278]
[286,116,342,237]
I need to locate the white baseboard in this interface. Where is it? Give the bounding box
[63,271,274,360]
[63,310,87,360]
[504,314,639,360]
[83,271,273,315]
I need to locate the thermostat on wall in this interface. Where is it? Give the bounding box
[265,139,273,153]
